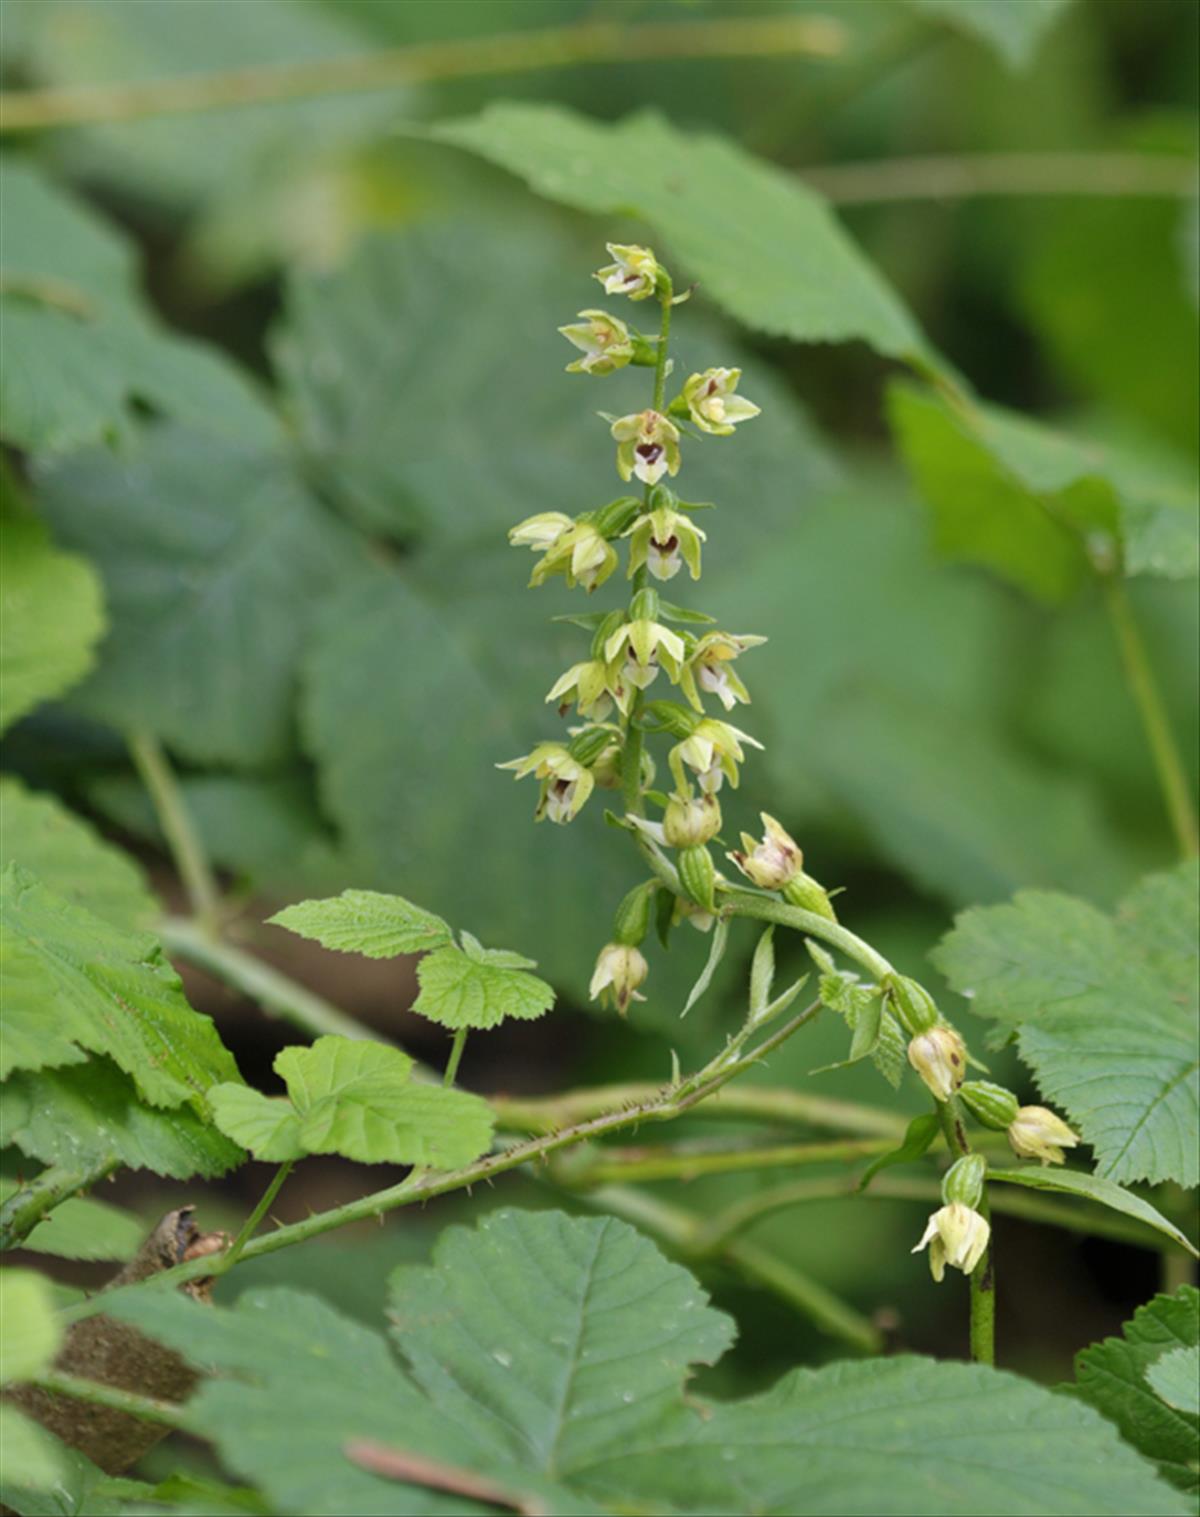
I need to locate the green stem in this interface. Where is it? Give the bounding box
[1102,576,1199,858]
[555,1136,895,1187]
[722,888,896,980]
[939,1095,995,1366]
[220,1161,294,1271]
[25,1370,187,1429]
[0,1161,118,1251]
[127,732,221,935]
[443,1028,469,1088]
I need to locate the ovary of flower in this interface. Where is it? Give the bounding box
[728,813,802,890]
[1007,1106,1081,1166]
[625,505,706,583]
[529,522,618,593]
[496,742,595,824]
[545,660,630,722]
[604,618,686,691]
[679,632,766,712]
[509,512,573,552]
[611,411,682,487]
[912,1203,990,1283]
[594,243,661,301]
[670,717,763,793]
[558,309,635,375]
[682,367,761,436]
[589,942,649,1015]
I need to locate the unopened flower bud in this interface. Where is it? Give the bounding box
[590,738,623,790]
[677,844,718,913]
[611,410,682,487]
[728,813,801,891]
[589,942,649,1015]
[663,792,721,848]
[907,1025,966,1102]
[594,243,662,302]
[558,309,634,375]
[678,367,761,436]
[613,880,656,948]
[780,871,836,921]
[960,1080,1020,1131]
[1007,1106,1081,1166]
[941,1153,986,1210]
[885,975,939,1036]
[911,1202,990,1282]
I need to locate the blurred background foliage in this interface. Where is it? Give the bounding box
[1,0,1196,1391]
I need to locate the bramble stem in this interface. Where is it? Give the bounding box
[443,1028,469,1088]
[939,1095,995,1365]
[127,732,221,935]
[0,1161,118,1251]
[1102,576,1199,859]
[220,1162,294,1271]
[25,1370,186,1429]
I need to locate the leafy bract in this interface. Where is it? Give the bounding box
[34,423,368,767]
[1067,1287,1199,1494]
[1148,1346,1200,1417]
[269,890,452,959]
[0,1180,141,1262]
[0,161,276,453]
[429,106,937,368]
[988,1168,1197,1257]
[210,1036,495,1170]
[0,1060,244,1180]
[934,861,1199,1187]
[808,942,905,1087]
[890,384,1199,600]
[0,778,157,930]
[112,1208,1189,1516]
[0,505,105,736]
[903,0,1075,68]
[413,944,554,1031]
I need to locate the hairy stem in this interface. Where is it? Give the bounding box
[221,1162,294,1271]
[0,1161,118,1251]
[22,1371,187,1431]
[1102,576,1199,859]
[127,733,222,935]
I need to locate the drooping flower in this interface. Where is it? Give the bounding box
[625,506,706,582]
[727,813,802,890]
[611,411,682,487]
[604,617,686,691]
[496,742,595,824]
[589,942,649,1014]
[669,717,763,793]
[558,309,635,375]
[1007,1106,1081,1166]
[681,367,761,436]
[907,1026,967,1103]
[594,243,662,302]
[679,631,765,712]
[528,521,618,593]
[509,512,574,552]
[911,1203,990,1283]
[545,660,630,722]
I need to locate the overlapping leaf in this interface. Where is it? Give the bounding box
[1148,1346,1200,1417]
[413,942,554,1031]
[934,860,1199,1186]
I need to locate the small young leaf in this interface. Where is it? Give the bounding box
[1146,1345,1200,1416]
[458,932,538,970]
[413,945,554,1031]
[753,973,811,1029]
[748,926,776,1017]
[680,916,731,1019]
[857,1111,942,1191]
[269,889,452,959]
[988,1168,1197,1256]
[208,1085,305,1163]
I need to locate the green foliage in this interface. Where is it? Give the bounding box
[858,1112,942,1190]
[1067,1287,1199,1494]
[1147,1346,1200,1417]
[211,1036,495,1169]
[0,1181,141,1261]
[430,105,937,366]
[110,1209,1189,1516]
[934,861,1199,1186]
[808,942,905,1087]
[903,0,1075,69]
[0,777,157,930]
[269,890,453,958]
[988,1168,1197,1256]
[0,1270,65,1491]
[413,941,554,1030]
[0,501,104,736]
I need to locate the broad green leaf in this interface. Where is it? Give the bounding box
[0,161,277,453]
[988,1168,1197,1257]
[0,1181,141,1262]
[0,1436,124,1517]
[0,777,157,930]
[0,1060,244,1180]
[858,1112,942,1191]
[903,0,1074,68]
[207,1086,305,1164]
[429,106,938,368]
[890,384,1198,599]
[934,861,1199,1187]
[0,1269,62,1382]
[1148,1346,1200,1417]
[0,864,240,1108]
[268,890,452,959]
[35,424,368,767]
[1067,1287,1199,1494]
[0,506,104,735]
[413,944,554,1031]
[0,1406,64,1494]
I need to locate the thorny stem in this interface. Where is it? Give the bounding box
[24,1371,187,1430]
[939,1095,995,1366]
[1101,576,1199,859]
[0,1162,119,1251]
[220,1162,294,1273]
[127,732,222,935]
[443,1028,469,1088]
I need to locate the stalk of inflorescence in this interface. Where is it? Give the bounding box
[498,241,1087,1360]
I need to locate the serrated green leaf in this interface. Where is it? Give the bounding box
[207,1086,304,1164]
[35,423,368,768]
[0,778,157,931]
[903,0,1074,68]
[0,1269,62,1382]
[813,962,905,1087]
[988,1168,1197,1257]
[458,932,538,971]
[413,944,554,1031]
[1067,1286,1199,1494]
[1,1060,244,1181]
[934,861,1199,1186]
[268,889,452,959]
[858,1111,942,1191]
[0,1406,64,1494]
[0,505,105,736]
[1148,1345,1200,1417]
[0,1181,141,1262]
[429,106,937,368]
[0,864,240,1108]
